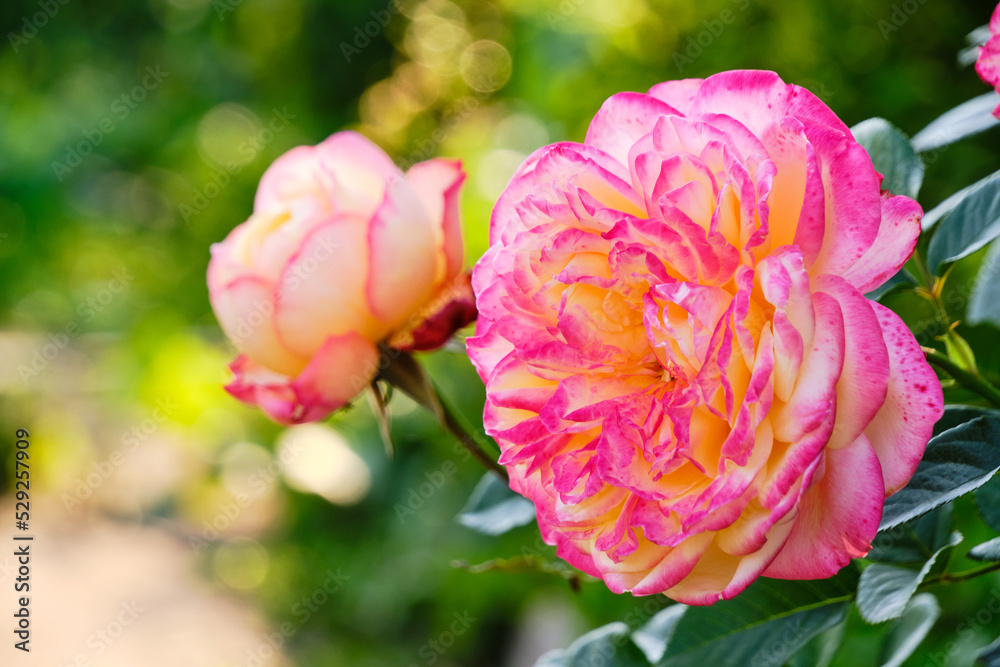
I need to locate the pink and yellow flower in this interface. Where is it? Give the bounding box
[208,131,474,424]
[977,3,1000,118]
[467,71,944,604]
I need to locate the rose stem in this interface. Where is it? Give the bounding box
[922,347,1000,410]
[435,389,509,480]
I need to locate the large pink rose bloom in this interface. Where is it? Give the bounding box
[977,3,1000,118]
[209,131,474,424]
[467,71,944,604]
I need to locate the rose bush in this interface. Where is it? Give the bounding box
[977,3,1000,118]
[208,131,475,424]
[467,70,944,604]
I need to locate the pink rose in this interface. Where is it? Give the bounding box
[467,71,944,604]
[209,131,475,424]
[977,3,1000,118]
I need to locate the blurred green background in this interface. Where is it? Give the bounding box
[2,0,1000,664]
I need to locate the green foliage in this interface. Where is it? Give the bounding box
[878,594,941,667]
[910,93,1000,153]
[926,170,1000,272]
[880,415,1000,531]
[853,117,924,198]
[855,533,960,623]
[458,472,536,536]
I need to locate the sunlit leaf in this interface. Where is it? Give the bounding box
[655,570,857,666]
[968,536,1000,562]
[911,93,1000,153]
[878,593,941,667]
[535,623,650,667]
[969,240,1000,328]
[880,415,1000,531]
[927,169,1000,272]
[853,118,924,198]
[457,472,536,535]
[856,533,960,623]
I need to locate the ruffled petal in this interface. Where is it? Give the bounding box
[764,433,883,579]
[584,92,683,168]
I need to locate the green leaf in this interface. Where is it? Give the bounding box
[970,240,1000,328]
[535,623,650,667]
[878,593,941,667]
[457,472,536,536]
[864,268,917,302]
[377,348,443,420]
[935,406,1000,438]
[927,169,1000,273]
[852,118,924,198]
[656,570,857,667]
[868,505,954,563]
[367,382,394,457]
[977,474,1000,532]
[923,183,979,233]
[856,532,961,624]
[978,636,1000,666]
[880,415,1000,531]
[910,93,1000,153]
[633,606,686,664]
[785,623,844,667]
[968,536,1000,562]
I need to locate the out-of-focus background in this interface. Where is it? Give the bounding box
[1,0,1000,664]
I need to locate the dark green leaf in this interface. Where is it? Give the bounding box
[535,623,650,667]
[457,472,535,536]
[977,474,1000,533]
[880,415,1000,531]
[633,606,686,664]
[968,536,1000,562]
[367,382,394,457]
[868,505,954,563]
[865,268,917,302]
[978,636,1000,666]
[656,570,857,667]
[785,623,844,667]
[910,94,1000,153]
[923,183,979,233]
[377,348,443,420]
[927,169,1000,273]
[935,406,1000,438]
[852,118,924,198]
[856,532,961,623]
[970,240,1000,328]
[878,593,940,667]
